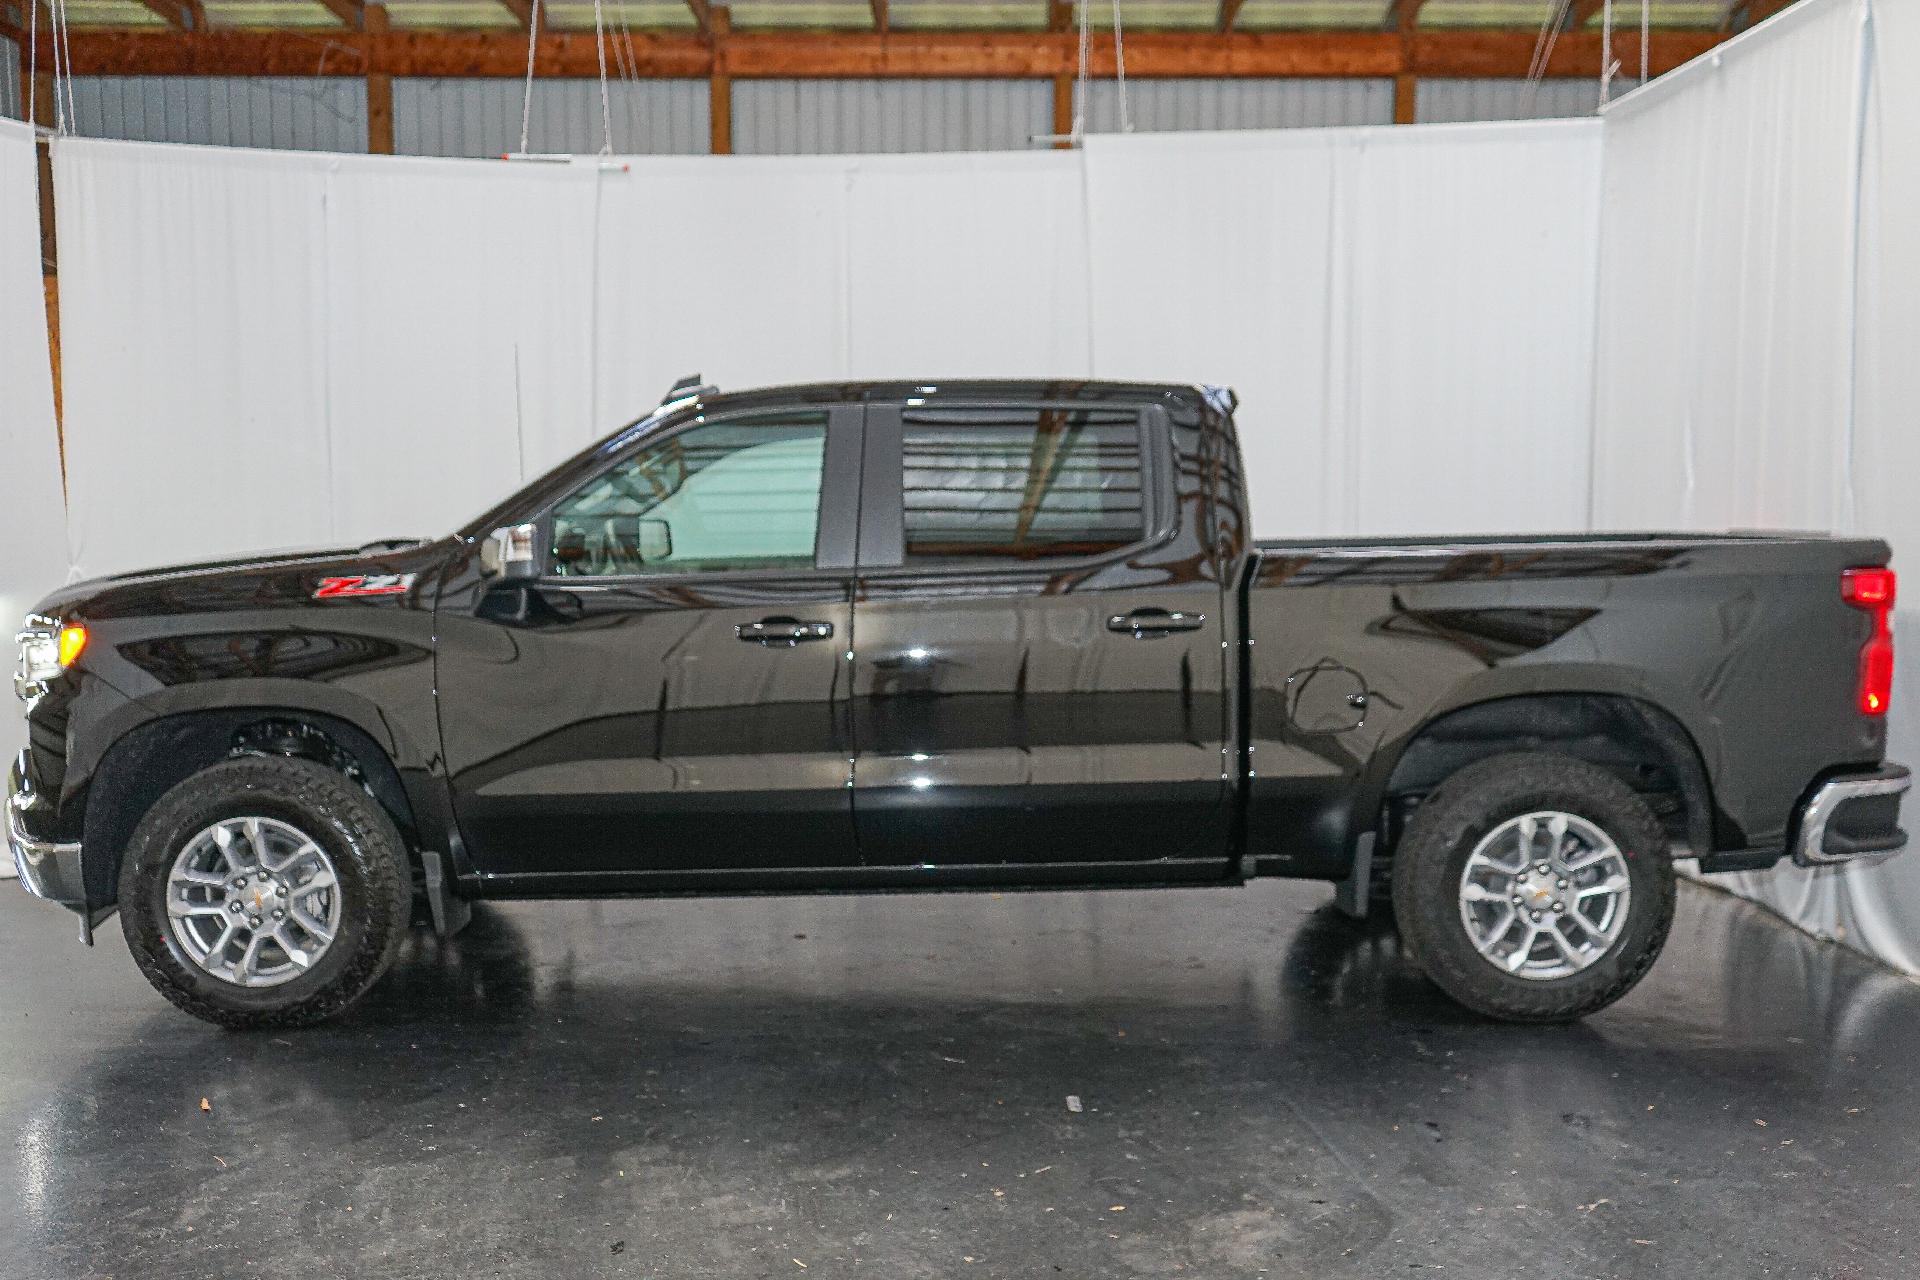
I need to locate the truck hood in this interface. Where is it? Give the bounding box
[28,539,448,623]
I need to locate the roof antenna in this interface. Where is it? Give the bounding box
[660,373,716,408]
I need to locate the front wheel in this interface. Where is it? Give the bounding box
[1390,752,1676,1023]
[119,756,414,1029]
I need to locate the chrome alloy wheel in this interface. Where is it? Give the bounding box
[1457,810,1632,981]
[165,817,343,989]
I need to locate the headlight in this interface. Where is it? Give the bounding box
[14,616,86,703]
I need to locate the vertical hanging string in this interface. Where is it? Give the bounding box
[1071,0,1090,139]
[593,0,614,154]
[517,0,543,155]
[1110,0,1131,134]
[1599,0,1614,107]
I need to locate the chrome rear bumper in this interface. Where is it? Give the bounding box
[1792,764,1911,869]
[6,751,86,905]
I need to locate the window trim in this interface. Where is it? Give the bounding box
[530,404,862,584]
[855,398,1173,578]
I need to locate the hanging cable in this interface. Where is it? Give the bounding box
[1070,0,1090,139]
[517,0,544,156]
[1599,0,1615,107]
[592,0,614,153]
[1110,0,1132,134]
[1522,0,1574,115]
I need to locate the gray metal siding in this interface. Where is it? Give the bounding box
[733,80,1050,154]
[1416,78,1645,123]
[68,77,368,151]
[1075,78,1394,133]
[1,37,18,120]
[395,78,709,157]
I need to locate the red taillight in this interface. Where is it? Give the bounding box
[1843,567,1896,716]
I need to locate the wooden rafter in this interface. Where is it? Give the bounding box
[1218,0,1246,33]
[53,28,1725,79]
[1567,0,1605,29]
[686,0,712,36]
[134,0,197,30]
[1384,0,1427,29]
[318,0,366,28]
[497,0,537,31]
[1047,0,1071,31]
[871,0,888,31]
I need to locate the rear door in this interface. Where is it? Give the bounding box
[847,395,1232,878]
[437,404,863,881]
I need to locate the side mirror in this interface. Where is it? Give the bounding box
[636,518,673,564]
[479,523,539,581]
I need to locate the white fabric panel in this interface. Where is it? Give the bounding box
[1836,0,1920,973]
[1590,0,1920,974]
[1591,0,1867,533]
[1087,122,1602,538]
[1085,129,1340,537]
[322,154,602,534]
[55,140,335,580]
[1337,122,1600,536]
[590,155,853,426]
[844,151,1090,380]
[0,119,68,794]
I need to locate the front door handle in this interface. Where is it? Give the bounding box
[738,617,835,646]
[1108,608,1206,638]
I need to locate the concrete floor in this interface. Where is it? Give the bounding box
[1,879,1916,1279]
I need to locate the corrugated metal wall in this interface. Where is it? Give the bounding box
[67,77,368,151]
[1416,78,1645,123]
[394,79,709,157]
[1,37,19,120]
[733,80,1050,154]
[1076,79,1395,133]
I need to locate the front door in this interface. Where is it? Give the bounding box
[847,396,1232,878]
[437,405,862,882]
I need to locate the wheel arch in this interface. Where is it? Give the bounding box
[80,706,424,908]
[1373,692,1719,864]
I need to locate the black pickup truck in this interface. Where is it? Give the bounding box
[9,380,1909,1028]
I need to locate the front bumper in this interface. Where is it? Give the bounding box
[1791,763,1911,869]
[6,751,86,906]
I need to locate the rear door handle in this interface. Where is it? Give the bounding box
[1107,608,1206,638]
[737,617,834,646]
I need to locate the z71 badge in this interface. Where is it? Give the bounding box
[313,573,415,600]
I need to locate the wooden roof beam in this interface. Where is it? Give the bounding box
[498,0,537,30]
[318,0,366,28]
[135,0,202,30]
[54,28,1727,79]
[1567,0,1604,29]
[871,0,887,31]
[686,0,713,36]
[1385,0,1427,29]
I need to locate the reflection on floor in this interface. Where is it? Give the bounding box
[0,878,1915,1278]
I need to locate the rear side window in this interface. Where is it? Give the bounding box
[900,406,1146,565]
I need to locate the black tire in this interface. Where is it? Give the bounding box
[118,756,414,1030]
[1390,752,1676,1023]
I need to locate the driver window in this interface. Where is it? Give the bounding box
[550,413,828,577]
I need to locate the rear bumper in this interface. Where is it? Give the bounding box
[6,751,86,907]
[1791,764,1910,869]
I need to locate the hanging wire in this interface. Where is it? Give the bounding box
[591,0,614,153]
[1110,0,1132,133]
[1599,0,1615,107]
[1522,0,1575,115]
[1070,0,1091,139]
[517,0,544,155]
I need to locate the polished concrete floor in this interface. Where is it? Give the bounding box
[1,878,1917,1280]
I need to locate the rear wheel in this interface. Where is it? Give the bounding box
[119,756,413,1030]
[1390,752,1675,1022]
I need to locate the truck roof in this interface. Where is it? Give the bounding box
[694,380,1207,415]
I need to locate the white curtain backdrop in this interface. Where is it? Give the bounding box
[0,118,68,804]
[1085,120,1603,538]
[1593,0,1920,974]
